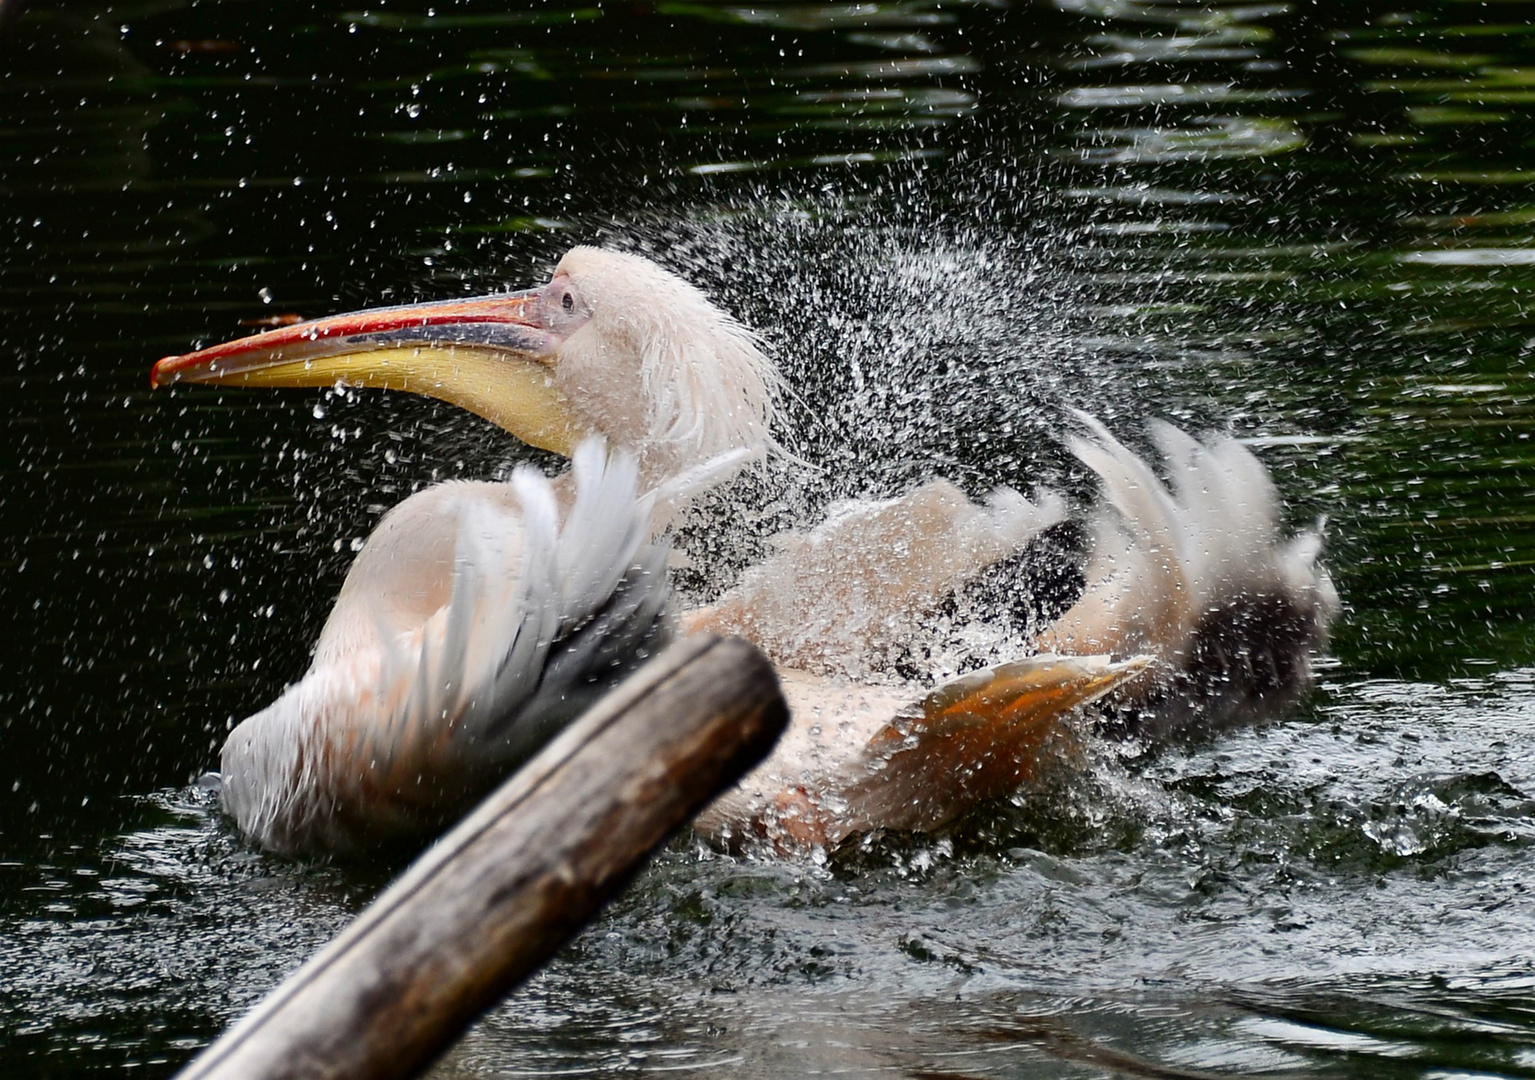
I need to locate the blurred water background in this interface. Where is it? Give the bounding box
[3,0,1535,1075]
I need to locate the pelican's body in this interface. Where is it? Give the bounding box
[153,247,1336,855]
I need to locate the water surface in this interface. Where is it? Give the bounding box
[3,1,1535,1076]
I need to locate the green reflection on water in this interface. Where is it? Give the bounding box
[4,0,1535,1076]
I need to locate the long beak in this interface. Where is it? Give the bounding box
[151,291,591,457]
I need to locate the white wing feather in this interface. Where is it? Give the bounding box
[1041,416,1339,734]
[219,440,671,854]
[695,478,1065,676]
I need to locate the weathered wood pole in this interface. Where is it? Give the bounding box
[176,634,786,1080]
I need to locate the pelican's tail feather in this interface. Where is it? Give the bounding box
[220,439,672,855]
[1040,416,1339,738]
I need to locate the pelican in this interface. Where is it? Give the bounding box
[152,247,1337,855]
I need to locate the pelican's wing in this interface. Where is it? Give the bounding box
[697,654,1146,852]
[219,441,672,854]
[692,478,1065,673]
[1039,417,1339,735]
[1041,412,1193,659]
[446,440,670,762]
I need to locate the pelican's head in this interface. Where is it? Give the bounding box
[151,247,781,486]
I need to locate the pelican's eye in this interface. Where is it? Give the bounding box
[542,275,590,333]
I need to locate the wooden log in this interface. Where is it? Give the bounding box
[176,634,786,1080]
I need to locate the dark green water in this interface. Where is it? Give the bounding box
[3,0,1535,1075]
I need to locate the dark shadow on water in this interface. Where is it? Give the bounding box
[5,0,1535,1076]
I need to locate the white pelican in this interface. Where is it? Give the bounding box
[152,247,1337,854]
